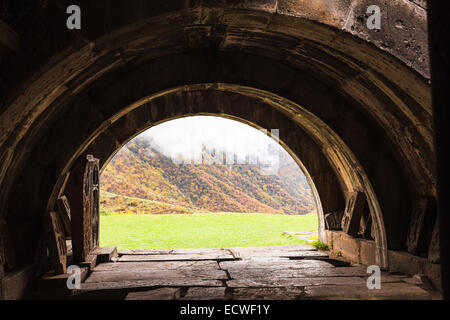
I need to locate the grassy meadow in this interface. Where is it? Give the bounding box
[99,211,318,249]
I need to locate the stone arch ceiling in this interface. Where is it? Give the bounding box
[0,1,432,265]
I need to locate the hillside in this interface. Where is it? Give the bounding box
[100,138,315,215]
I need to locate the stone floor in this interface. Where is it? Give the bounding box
[69,245,440,300]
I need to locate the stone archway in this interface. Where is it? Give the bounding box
[40,83,386,267]
[0,1,435,295]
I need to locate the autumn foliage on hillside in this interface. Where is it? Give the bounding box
[101,138,315,215]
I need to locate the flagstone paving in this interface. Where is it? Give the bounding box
[68,245,441,300]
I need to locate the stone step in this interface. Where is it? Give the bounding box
[118,253,235,262]
[76,278,224,292]
[94,260,220,272]
[85,269,228,283]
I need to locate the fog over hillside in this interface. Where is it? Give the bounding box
[101,116,316,215]
[140,116,282,167]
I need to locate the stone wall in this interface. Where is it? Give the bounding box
[326,230,441,292]
[0,0,436,294]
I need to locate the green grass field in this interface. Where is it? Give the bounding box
[99,212,318,249]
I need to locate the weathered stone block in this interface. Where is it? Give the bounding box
[305,282,432,300]
[126,287,181,300]
[424,262,442,292]
[233,287,303,300]
[388,249,427,276]
[182,287,226,300]
[2,265,36,300]
[359,239,377,266]
[331,231,360,263]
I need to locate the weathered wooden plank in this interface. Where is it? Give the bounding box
[407,198,437,255]
[78,253,98,272]
[341,192,366,236]
[94,260,220,272]
[83,155,100,251]
[324,210,344,230]
[56,195,72,237]
[67,155,100,262]
[37,267,89,291]
[66,158,85,262]
[118,253,235,262]
[86,269,228,283]
[93,247,118,263]
[43,211,67,274]
[359,209,372,239]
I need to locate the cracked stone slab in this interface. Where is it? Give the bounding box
[94,260,220,272]
[77,246,439,300]
[227,249,328,260]
[118,248,230,255]
[78,279,224,292]
[227,266,370,279]
[125,287,181,300]
[181,287,227,300]
[233,287,305,300]
[118,249,174,255]
[118,253,235,262]
[227,276,367,288]
[171,248,232,255]
[226,245,317,256]
[304,282,433,300]
[85,269,228,283]
[220,259,335,270]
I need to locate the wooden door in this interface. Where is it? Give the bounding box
[83,155,100,250]
[68,154,100,262]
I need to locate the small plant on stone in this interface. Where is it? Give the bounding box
[312,240,329,251]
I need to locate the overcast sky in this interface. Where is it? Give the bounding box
[138,116,286,167]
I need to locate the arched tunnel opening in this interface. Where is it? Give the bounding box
[0,0,448,302]
[98,115,322,250]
